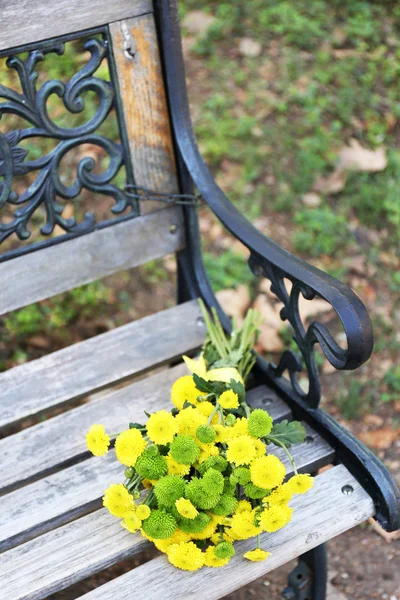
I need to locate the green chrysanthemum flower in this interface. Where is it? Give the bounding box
[214,541,236,560]
[248,409,273,438]
[198,455,228,475]
[135,446,167,479]
[245,482,270,499]
[170,435,200,465]
[154,475,186,507]
[224,478,237,495]
[225,413,236,426]
[202,468,224,495]
[211,494,239,516]
[178,511,210,533]
[185,478,221,510]
[141,509,177,539]
[196,424,216,444]
[233,467,251,485]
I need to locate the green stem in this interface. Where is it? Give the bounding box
[144,488,155,506]
[257,533,261,549]
[265,436,298,475]
[241,402,251,418]
[208,402,220,425]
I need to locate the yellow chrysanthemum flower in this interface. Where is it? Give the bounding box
[136,504,151,520]
[176,497,198,519]
[86,424,110,456]
[260,505,293,533]
[197,443,219,464]
[250,455,286,489]
[236,500,253,513]
[213,424,228,443]
[121,511,141,533]
[190,519,219,540]
[165,454,191,476]
[115,428,147,467]
[254,438,266,458]
[219,389,239,410]
[229,510,262,540]
[146,410,178,445]
[226,417,249,440]
[287,474,314,495]
[226,435,257,466]
[244,548,271,562]
[142,478,156,489]
[210,531,234,545]
[153,529,192,552]
[207,367,243,385]
[175,406,207,437]
[167,541,205,571]
[103,483,135,518]
[171,376,200,410]
[183,354,207,378]
[204,545,230,567]
[265,484,293,507]
[196,400,215,418]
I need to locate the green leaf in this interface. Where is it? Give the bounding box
[229,378,246,403]
[183,400,197,409]
[144,411,151,418]
[268,420,306,447]
[129,422,144,430]
[193,373,214,393]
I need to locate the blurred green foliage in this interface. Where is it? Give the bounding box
[203,250,253,291]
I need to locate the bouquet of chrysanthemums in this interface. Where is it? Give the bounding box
[86,300,313,571]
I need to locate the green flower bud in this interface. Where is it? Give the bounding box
[225,413,236,426]
[178,511,210,533]
[211,494,238,516]
[202,468,224,495]
[214,541,235,559]
[198,455,228,475]
[135,447,167,479]
[124,467,134,479]
[141,509,177,539]
[154,475,186,507]
[248,409,273,438]
[170,435,200,465]
[196,424,216,444]
[233,467,251,485]
[245,482,269,499]
[185,478,221,510]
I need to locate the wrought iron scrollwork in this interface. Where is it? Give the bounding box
[0,32,136,254]
[248,253,348,408]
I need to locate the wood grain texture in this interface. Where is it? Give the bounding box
[1,382,290,493]
[0,0,152,52]
[0,386,291,600]
[79,465,375,600]
[0,299,203,430]
[0,421,332,553]
[0,207,184,316]
[110,15,179,214]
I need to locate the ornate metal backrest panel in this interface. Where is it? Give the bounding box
[0,28,137,262]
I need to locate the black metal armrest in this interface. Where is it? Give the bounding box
[156,0,373,410]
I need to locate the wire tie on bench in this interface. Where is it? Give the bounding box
[124,184,203,207]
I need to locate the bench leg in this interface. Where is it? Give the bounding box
[281,543,327,600]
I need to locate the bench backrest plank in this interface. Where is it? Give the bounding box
[0,0,153,51]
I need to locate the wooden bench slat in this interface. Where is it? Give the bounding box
[0,299,202,430]
[0,0,153,53]
[0,206,184,317]
[0,420,333,553]
[0,387,291,600]
[0,370,289,493]
[78,465,375,600]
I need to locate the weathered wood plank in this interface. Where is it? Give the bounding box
[79,465,375,600]
[0,388,292,600]
[109,14,179,214]
[0,381,290,494]
[0,207,184,316]
[0,299,203,430]
[0,0,153,53]
[0,422,333,553]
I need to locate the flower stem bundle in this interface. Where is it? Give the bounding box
[86,300,313,570]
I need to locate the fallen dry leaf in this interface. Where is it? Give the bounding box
[313,167,347,195]
[298,295,334,321]
[253,294,285,353]
[358,427,400,450]
[239,38,262,57]
[363,414,385,428]
[368,518,400,544]
[181,11,216,37]
[301,192,321,208]
[216,286,250,324]
[26,336,51,349]
[339,139,387,172]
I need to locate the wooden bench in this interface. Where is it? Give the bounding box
[0,1,399,599]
